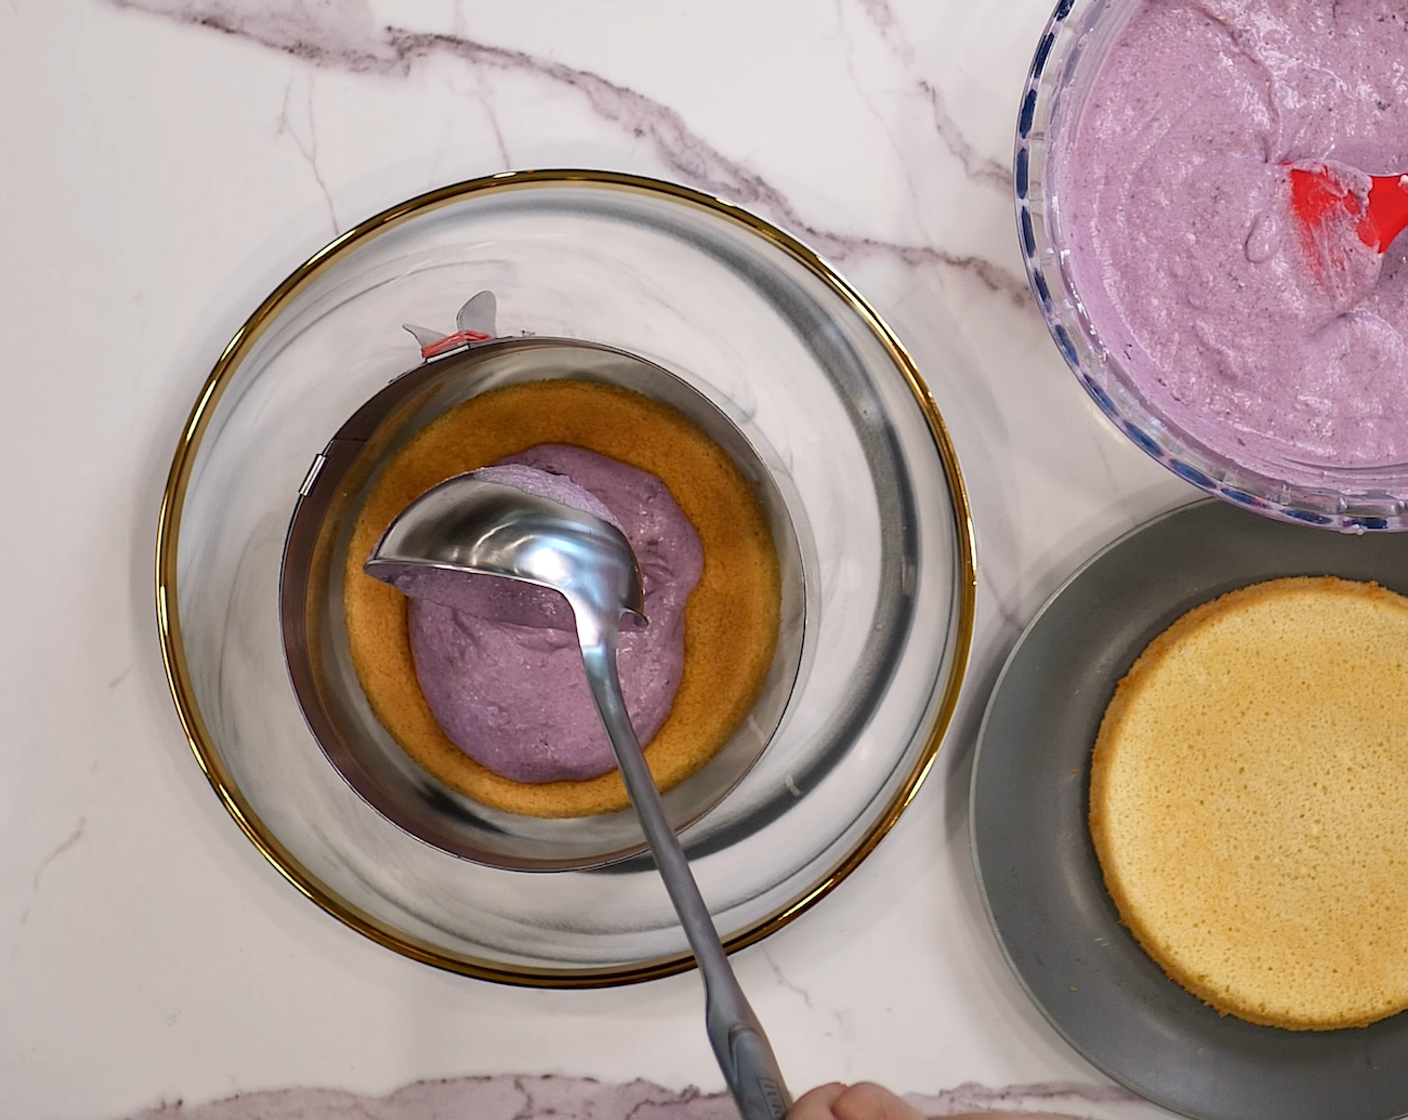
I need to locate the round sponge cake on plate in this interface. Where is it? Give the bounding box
[1090,576,1408,1031]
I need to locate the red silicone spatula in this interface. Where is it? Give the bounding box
[1288,165,1408,253]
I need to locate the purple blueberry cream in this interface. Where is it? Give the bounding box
[1055,0,1408,480]
[392,445,704,783]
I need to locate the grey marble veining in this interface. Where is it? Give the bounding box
[103,0,1031,299]
[118,1074,1166,1120]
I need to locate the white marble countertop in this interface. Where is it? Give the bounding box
[0,1,1198,1117]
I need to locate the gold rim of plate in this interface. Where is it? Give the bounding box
[154,168,978,988]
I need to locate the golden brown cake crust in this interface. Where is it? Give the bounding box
[1090,576,1408,1030]
[344,378,781,819]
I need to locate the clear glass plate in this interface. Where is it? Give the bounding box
[157,169,976,985]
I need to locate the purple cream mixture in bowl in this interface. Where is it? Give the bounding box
[397,450,704,785]
[1018,0,1408,529]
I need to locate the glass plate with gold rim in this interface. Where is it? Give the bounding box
[157,169,975,986]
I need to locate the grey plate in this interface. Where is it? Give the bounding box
[971,499,1408,1120]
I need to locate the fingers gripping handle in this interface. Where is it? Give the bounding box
[719,1023,791,1120]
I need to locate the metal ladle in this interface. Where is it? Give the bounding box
[364,476,792,1120]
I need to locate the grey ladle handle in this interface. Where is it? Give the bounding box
[577,633,792,1120]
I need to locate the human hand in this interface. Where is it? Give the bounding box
[788,1082,924,1120]
[787,1081,1083,1120]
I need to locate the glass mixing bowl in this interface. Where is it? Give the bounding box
[1016,0,1408,531]
[156,170,975,984]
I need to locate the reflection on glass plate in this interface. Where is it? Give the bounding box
[157,169,975,986]
[973,499,1408,1120]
